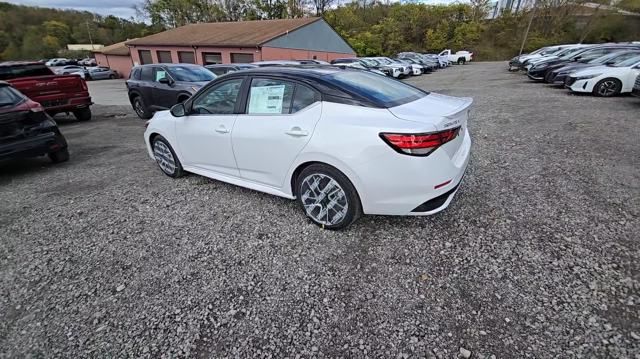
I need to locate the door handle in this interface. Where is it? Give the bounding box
[215,126,229,134]
[285,127,308,137]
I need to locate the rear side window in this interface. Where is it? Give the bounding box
[291,85,318,112]
[130,68,141,80]
[0,64,52,80]
[140,67,153,81]
[328,71,427,108]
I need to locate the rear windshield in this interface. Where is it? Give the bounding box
[168,66,215,82]
[0,64,53,80]
[328,71,427,108]
[0,85,25,108]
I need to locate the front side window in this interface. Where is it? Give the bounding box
[247,78,295,114]
[191,78,243,115]
[168,66,215,82]
[154,67,169,82]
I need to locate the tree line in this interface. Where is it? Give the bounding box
[139,0,640,60]
[1,0,639,61]
[0,2,162,60]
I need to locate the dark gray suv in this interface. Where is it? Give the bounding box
[127,63,216,119]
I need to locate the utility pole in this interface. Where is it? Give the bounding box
[519,0,537,56]
[85,20,94,49]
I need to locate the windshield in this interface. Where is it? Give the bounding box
[591,51,640,64]
[0,85,25,107]
[559,47,591,60]
[168,66,216,82]
[328,71,427,107]
[360,58,379,67]
[611,55,640,67]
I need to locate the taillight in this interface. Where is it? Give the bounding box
[80,79,88,91]
[380,127,460,156]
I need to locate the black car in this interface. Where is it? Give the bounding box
[205,64,257,76]
[546,50,640,84]
[0,81,69,163]
[126,63,216,119]
[527,44,640,81]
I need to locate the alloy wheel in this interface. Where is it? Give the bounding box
[134,99,145,117]
[153,140,176,175]
[299,173,348,226]
[598,80,618,96]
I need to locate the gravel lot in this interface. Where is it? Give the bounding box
[1,62,639,358]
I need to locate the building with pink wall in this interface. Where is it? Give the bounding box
[92,40,134,78]
[125,18,355,67]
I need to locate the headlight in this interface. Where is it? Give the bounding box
[533,63,549,69]
[576,73,602,81]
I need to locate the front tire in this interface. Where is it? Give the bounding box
[49,148,69,163]
[73,107,92,121]
[593,78,621,97]
[152,136,184,178]
[296,164,362,230]
[132,96,152,119]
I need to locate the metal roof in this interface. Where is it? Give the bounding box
[125,18,321,48]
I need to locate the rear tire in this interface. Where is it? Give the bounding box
[457,58,466,65]
[593,78,621,97]
[296,164,362,230]
[132,96,152,119]
[152,136,184,178]
[49,148,69,163]
[109,74,116,79]
[73,107,92,121]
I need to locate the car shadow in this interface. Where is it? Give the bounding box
[0,157,57,184]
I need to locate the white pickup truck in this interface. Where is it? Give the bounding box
[439,49,474,65]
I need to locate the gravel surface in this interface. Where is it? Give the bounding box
[1,62,639,358]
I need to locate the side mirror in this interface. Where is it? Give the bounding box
[170,103,186,117]
[573,56,581,62]
[159,77,172,85]
[605,61,616,65]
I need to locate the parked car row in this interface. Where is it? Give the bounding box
[44,57,96,67]
[509,43,640,97]
[52,65,118,80]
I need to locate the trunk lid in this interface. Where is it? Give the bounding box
[387,93,472,158]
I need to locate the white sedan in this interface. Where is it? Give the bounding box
[144,67,472,229]
[565,55,640,96]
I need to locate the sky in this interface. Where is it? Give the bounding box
[4,0,142,19]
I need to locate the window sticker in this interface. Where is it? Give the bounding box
[248,85,286,114]
[155,70,167,81]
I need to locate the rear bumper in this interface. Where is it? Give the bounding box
[356,127,471,216]
[0,132,67,161]
[42,96,93,113]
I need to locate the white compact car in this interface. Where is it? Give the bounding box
[565,55,640,96]
[144,67,472,229]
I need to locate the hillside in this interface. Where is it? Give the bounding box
[0,2,163,60]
